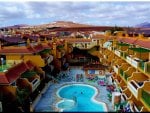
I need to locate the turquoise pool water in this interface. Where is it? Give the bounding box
[56,84,107,112]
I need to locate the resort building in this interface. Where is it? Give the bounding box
[0,26,150,112]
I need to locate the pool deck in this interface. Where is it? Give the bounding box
[34,66,115,112]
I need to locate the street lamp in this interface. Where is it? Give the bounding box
[1,58,4,70]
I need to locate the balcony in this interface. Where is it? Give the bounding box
[107,53,114,63]
[145,62,150,74]
[114,50,121,57]
[128,47,150,69]
[119,80,126,92]
[108,46,112,51]
[31,78,40,92]
[113,59,125,74]
[119,63,130,77]
[126,55,132,64]
[103,49,111,59]
[111,56,119,66]
[121,88,132,101]
[47,55,54,64]
[127,72,149,100]
[103,41,112,49]
[123,51,128,59]
[139,61,150,75]
[140,81,150,111]
[117,43,129,51]
[131,57,141,68]
[114,75,122,85]
[124,67,136,81]
[128,95,148,112]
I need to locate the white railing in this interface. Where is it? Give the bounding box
[131,59,140,68]
[121,93,127,101]
[127,80,138,98]
[32,78,40,92]
[126,56,132,64]
[114,50,121,57]
[113,65,119,74]
[108,46,112,51]
[104,55,107,59]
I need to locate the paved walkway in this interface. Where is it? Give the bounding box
[34,66,114,112]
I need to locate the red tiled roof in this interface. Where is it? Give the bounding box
[66,38,92,43]
[33,44,51,53]
[134,39,150,49]
[42,44,51,49]
[5,69,19,84]
[92,35,106,39]
[0,47,35,54]
[0,73,9,84]
[107,36,116,40]
[5,62,28,83]
[26,60,35,69]
[117,37,124,42]
[121,38,138,44]
[48,42,53,48]
[33,44,44,52]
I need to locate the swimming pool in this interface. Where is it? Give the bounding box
[56,83,108,112]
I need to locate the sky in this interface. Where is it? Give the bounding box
[0,0,150,27]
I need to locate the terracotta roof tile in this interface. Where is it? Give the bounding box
[26,60,35,69]
[66,38,92,42]
[0,46,35,54]
[121,38,138,44]
[134,39,150,49]
[5,62,28,83]
[33,44,51,52]
[0,36,25,43]
[92,34,106,39]
[0,48,34,54]
[0,73,9,84]
[33,44,44,52]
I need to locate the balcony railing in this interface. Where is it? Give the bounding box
[114,50,121,57]
[123,52,128,59]
[126,56,132,64]
[32,78,40,92]
[139,61,145,71]
[113,65,119,74]
[121,93,127,101]
[128,80,141,99]
[124,73,129,81]
[120,69,124,76]
[131,58,140,68]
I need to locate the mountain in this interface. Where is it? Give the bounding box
[135,22,150,28]
[34,21,96,28]
[1,24,30,29]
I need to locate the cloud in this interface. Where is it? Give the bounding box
[0,1,150,27]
